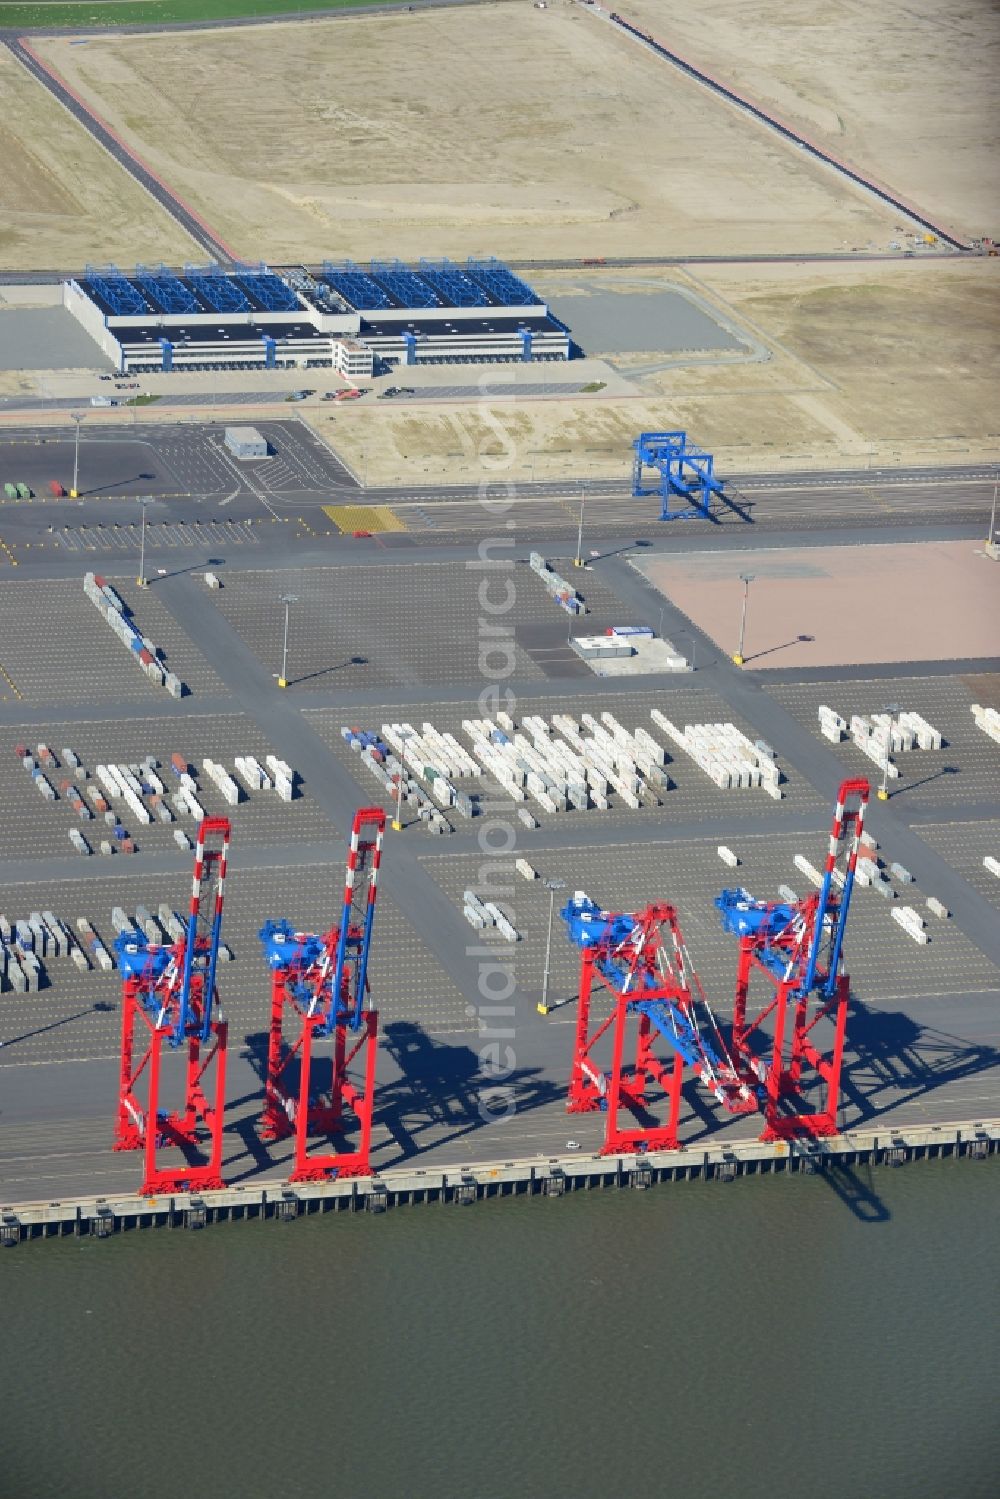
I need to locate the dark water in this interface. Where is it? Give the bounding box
[3,1161,998,1499]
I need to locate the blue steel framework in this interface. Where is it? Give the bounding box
[370,259,441,307]
[233,262,301,312]
[81,256,544,320]
[322,260,392,310]
[466,256,541,306]
[134,264,200,315]
[418,257,489,306]
[632,430,724,520]
[183,262,252,313]
[84,264,149,317]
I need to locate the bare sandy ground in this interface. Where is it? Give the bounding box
[314,259,1000,484]
[638,541,1000,668]
[34,3,906,263]
[618,0,1000,239]
[0,48,196,272]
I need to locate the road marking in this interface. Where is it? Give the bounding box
[323,504,408,533]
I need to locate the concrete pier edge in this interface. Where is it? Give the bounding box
[2,1118,997,1244]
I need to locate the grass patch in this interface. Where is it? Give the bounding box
[124,393,160,405]
[0,0,396,30]
[580,381,606,393]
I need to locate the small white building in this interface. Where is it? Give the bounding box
[224,426,268,460]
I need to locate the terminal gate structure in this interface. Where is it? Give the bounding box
[258,808,386,1182]
[113,817,231,1196]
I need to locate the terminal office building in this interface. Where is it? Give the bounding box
[65,259,571,376]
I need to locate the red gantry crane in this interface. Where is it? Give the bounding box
[113,817,231,1195]
[715,777,870,1140]
[561,897,757,1155]
[258,807,385,1182]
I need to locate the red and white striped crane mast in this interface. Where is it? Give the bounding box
[717,778,870,1140]
[258,807,385,1182]
[113,816,231,1195]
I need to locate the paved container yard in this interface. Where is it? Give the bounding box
[764,675,1000,811]
[424,828,999,1019]
[0,460,996,1211]
[307,684,821,834]
[0,711,322,861]
[0,577,223,705]
[0,858,466,1072]
[915,821,1000,916]
[207,560,640,694]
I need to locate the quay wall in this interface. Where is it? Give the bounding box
[3,1119,997,1246]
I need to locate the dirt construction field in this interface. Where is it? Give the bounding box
[314,260,1000,484]
[619,0,1000,240]
[0,48,196,272]
[34,2,907,263]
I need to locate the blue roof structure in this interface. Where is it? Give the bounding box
[234,263,301,313]
[79,256,546,322]
[83,265,150,317]
[134,264,200,315]
[465,257,541,306]
[418,258,490,306]
[183,263,252,313]
[369,260,441,308]
[322,261,392,311]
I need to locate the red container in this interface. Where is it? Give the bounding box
[94,575,106,589]
[14,743,26,759]
[171,752,187,775]
[48,480,65,497]
[121,839,135,855]
[138,648,154,667]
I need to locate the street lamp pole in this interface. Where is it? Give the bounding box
[277,593,298,688]
[70,413,85,499]
[392,770,405,832]
[136,496,152,587]
[733,573,755,665]
[573,483,587,568]
[537,878,566,1016]
[988,471,999,550]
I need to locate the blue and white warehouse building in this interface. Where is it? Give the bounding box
[64,258,571,376]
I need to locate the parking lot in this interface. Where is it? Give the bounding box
[308,684,821,833]
[764,675,1000,810]
[0,711,324,861]
[0,576,224,705]
[0,418,355,507]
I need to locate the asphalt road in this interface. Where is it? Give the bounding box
[0,421,994,550]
